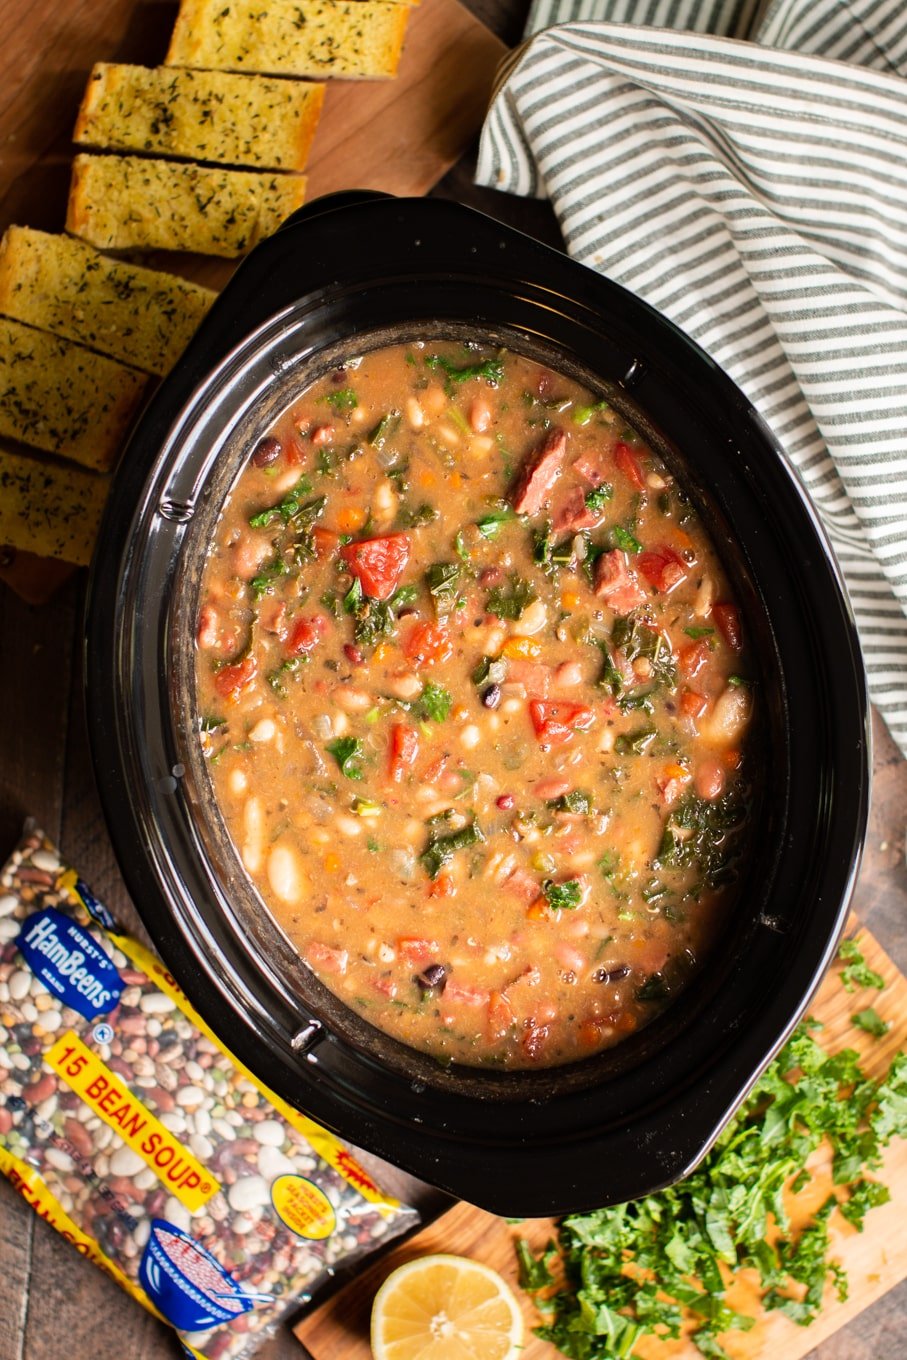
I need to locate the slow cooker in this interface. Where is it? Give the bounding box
[85,191,869,1215]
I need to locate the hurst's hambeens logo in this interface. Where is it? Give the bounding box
[17,908,123,1019]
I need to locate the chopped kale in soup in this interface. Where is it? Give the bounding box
[195,340,754,1069]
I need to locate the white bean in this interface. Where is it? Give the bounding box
[336,814,362,837]
[333,686,372,713]
[518,599,548,636]
[555,660,584,687]
[268,843,305,904]
[406,396,425,429]
[249,717,276,743]
[255,1119,285,1147]
[258,1145,297,1180]
[460,725,481,750]
[422,385,447,417]
[436,423,460,447]
[385,671,422,700]
[242,796,265,874]
[694,575,715,618]
[110,1146,145,1177]
[372,478,398,525]
[699,684,753,746]
[31,849,60,873]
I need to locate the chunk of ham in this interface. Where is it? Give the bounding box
[507,659,552,696]
[554,487,600,533]
[594,549,647,614]
[503,866,541,904]
[656,763,692,806]
[304,941,348,975]
[510,428,567,515]
[574,451,610,486]
[443,980,490,1008]
[258,598,287,637]
[554,941,586,974]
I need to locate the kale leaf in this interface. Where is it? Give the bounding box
[326,736,365,780]
[486,574,537,620]
[838,939,885,993]
[419,818,485,879]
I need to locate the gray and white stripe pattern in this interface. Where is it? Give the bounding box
[477,0,907,755]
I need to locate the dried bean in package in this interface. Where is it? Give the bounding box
[0,826,418,1359]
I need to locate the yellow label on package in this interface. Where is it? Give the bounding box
[46,1031,221,1210]
[270,1173,336,1239]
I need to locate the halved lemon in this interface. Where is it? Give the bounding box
[370,1253,524,1360]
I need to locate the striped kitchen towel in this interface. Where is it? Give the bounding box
[476,0,907,756]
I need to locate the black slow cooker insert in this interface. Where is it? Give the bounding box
[86,192,869,1215]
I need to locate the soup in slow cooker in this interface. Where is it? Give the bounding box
[194,339,754,1068]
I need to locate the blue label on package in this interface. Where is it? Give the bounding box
[140,1220,264,1331]
[16,907,122,1019]
[72,876,118,931]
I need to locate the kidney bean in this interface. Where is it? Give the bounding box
[64,1116,94,1159]
[532,775,572,800]
[250,436,281,468]
[24,1072,55,1104]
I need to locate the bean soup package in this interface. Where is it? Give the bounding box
[0,826,418,1358]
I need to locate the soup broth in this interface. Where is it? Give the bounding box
[194,338,754,1069]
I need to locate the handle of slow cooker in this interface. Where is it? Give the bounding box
[277,188,394,234]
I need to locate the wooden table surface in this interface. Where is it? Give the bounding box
[1,2,906,1357]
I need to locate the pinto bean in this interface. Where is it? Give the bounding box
[197,605,220,648]
[232,531,272,578]
[694,756,726,801]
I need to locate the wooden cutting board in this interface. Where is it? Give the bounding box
[0,0,506,603]
[294,923,907,1360]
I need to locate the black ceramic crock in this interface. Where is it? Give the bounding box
[85,191,870,1216]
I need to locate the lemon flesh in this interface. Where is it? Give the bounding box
[370,1254,524,1360]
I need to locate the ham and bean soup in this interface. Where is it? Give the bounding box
[195,339,754,1069]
